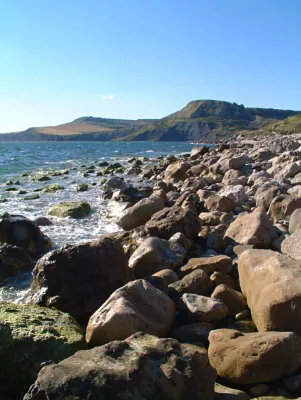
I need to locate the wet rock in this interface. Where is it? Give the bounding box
[24,332,216,400]
[0,243,32,280]
[34,217,53,226]
[48,201,91,218]
[76,183,88,191]
[128,236,185,278]
[0,302,86,400]
[104,176,127,189]
[31,236,129,324]
[117,195,164,231]
[211,284,247,316]
[145,206,201,240]
[42,184,64,193]
[179,255,232,277]
[0,213,51,256]
[224,211,278,248]
[86,279,175,345]
[208,329,301,384]
[238,249,301,334]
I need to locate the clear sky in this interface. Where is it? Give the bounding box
[0,0,300,132]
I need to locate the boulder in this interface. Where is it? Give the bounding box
[169,269,213,298]
[24,332,216,400]
[210,271,236,289]
[268,195,301,222]
[145,206,201,240]
[153,268,179,285]
[289,208,301,234]
[42,184,64,193]
[179,293,228,322]
[224,211,278,248]
[219,185,247,205]
[190,146,209,159]
[48,201,91,218]
[31,236,129,324]
[179,255,232,277]
[33,217,53,226]
[164,161,190,182]
[86,280,175,345]
[211,284,247,316]
[238,249,301,334]
[208,329,301,384]
[128,236,185,278]
[117,195,164,231]
[0,243,32,281]
[0,302,86,400]
[281,229,301,260]
[255,183,285,211]
[104,176,127,189]
[218,155,247,174]
[0,213,51,256]
[205,195,237,212]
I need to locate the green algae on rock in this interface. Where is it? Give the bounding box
[42,184,65,193]
[48,201,91,218]
[76,183,89,192]
[0,302,86,400]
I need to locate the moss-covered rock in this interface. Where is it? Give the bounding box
[18,190,27,195]
[0,302,86,399]
[4,187,17,191]
[42,184,64,193]
[48,201,91,218]
[23,194,40,200]
[76,183,88,192]
[32,175,51,182]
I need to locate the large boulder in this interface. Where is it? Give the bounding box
[31,236,129,324]
[281,229,301,260]
[48,201,91,218]
[117,195,164,231]
[164,161,190,182]
[268,195,301,222]
[0,243,32,281]
[24,332,216,400]
[128,236,185,278]
[224,211,278,248]
[0,213,51,256]
[0,302,86,400]
[86,279,175,346]
[238,249,301,334]
[208,329,301,384]
[145,206,201,240]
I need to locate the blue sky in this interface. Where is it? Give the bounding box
[0,0,300,132]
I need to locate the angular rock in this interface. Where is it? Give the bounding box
[153,268,179,285]
[206,195,237,212]
[164,161,190,182]
[86,280,175,345]
[169,269,213,299]
[219,185,247,205]
[211,284,247,316]
[0,213,51,256]
[281,229,301,260]
[224,211,278,248]
[180,293,228,322]
[215,383,250,400]
[48,201,91,218]
[24,332,216,400]
[179,255,232,277]
[268,195,301,222]
[238,249,301,334]
[145,206,201,240]
[117,195,164,231]
[31,236,129,324]
[0,302,86,400]
[208,329,301,384]
[289,208,301,234]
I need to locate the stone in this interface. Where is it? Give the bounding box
[0,213,51,256]
[208,329,301,384]
[86,280,175,346]
[179,293,228,322]
[190,146,209,159]
[211,284,247,316]
[215,383,250,400]
[33,217,53,226]
[0,243,32,281]
[210,271,236,289]
[178,255,232,277]
[48,201,91,218]
[164,161,190,182]
[24,332,216,400]
[224,211,278,248]
[170,322,213,343]
[0,302,86,400]
[281,229,301,260]
[153,268,179,285]
[76,183,89,191]
[268,195,301,223]
[145,206,201,240]
[205,195,237,212]
[219,185,247,205]
[42,184,64,193]
[238,249,301,334]
[117,195,164,231]
[31,236,129,324]
[289,208,301,234]
[104,176,127,189]
[168,269,213,299]
[128,236,185,278]
[255,183,285,211]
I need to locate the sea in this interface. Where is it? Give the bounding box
[0,141,210,303]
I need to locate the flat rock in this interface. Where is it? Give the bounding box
[178,255,232,277]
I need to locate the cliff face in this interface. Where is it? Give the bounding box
[0,100,299,141]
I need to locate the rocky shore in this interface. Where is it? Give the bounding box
[2,134,301,399]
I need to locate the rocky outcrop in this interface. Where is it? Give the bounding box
[86,279,175,345]
[31,236,129,324]
[0,302,86,400]
[24,332,217,400]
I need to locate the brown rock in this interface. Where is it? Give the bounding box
[170,322,213,343]
[211,284,247,316]
[153,269,179,285]
[205,195,237,212]
[210,271,236,289]
[289,208,301,234]
[208,329,301,384]
[268,195,301,222]
[86,279,175,346]
[179,293,228,322]
[281,229,301,261]
[169,269,213,298]
[178,255,232,277]
[164,161,190,182]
